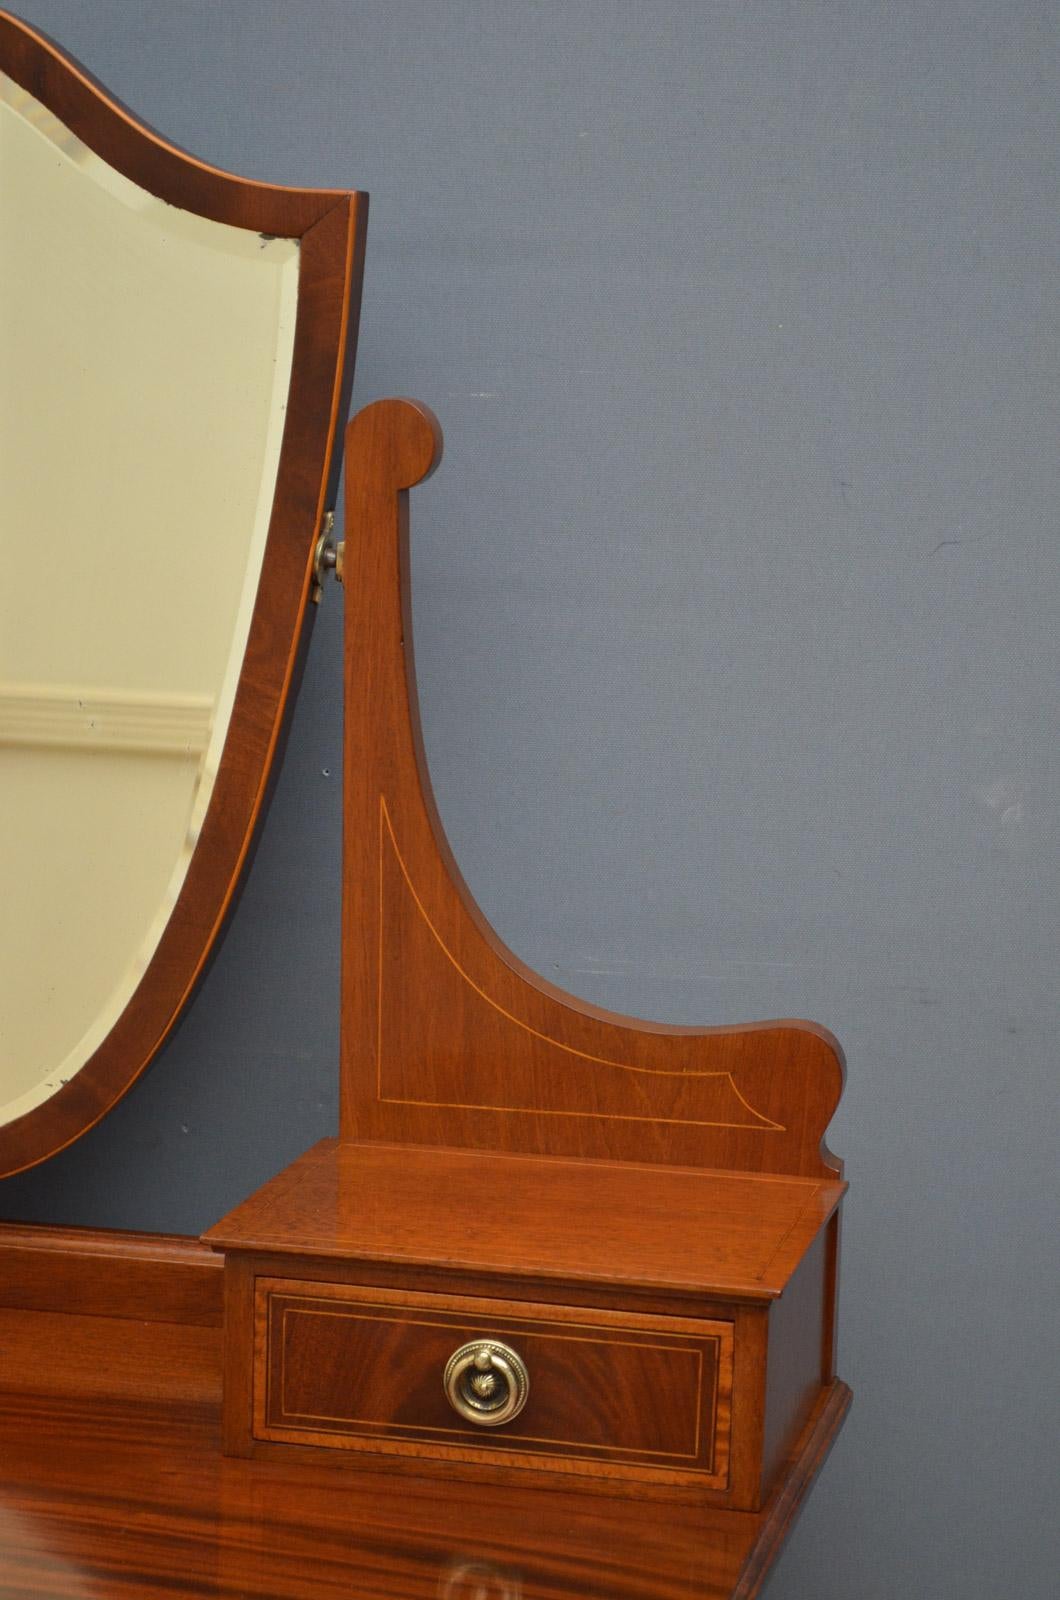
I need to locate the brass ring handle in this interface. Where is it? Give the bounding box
[443,1339,530,1427]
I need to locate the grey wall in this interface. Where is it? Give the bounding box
[4,3,1057,1595]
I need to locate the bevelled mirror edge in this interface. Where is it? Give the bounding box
[0,8,368,1176]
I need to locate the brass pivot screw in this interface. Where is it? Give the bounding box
[311,510,344,602]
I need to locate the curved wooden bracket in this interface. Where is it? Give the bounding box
[340,399,844,1178]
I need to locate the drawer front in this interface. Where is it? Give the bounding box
[253,1279,733,1488]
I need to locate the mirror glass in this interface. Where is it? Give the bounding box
[0,70,300,1128]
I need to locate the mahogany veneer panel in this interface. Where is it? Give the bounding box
[205,1138,845,1302]
[255,1279,733,1486]
[339,399,846,1180]
[0,1381,850,1600]
[0,1307,221,1408]
[210,1142,841,1509]
[0,1225,223,1407]
[0,1226,848,1594]
[0,1222,222,1325]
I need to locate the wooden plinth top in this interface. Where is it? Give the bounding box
[0,1382,850,1600]
[204,1139,844,1302]
[0,1219,851,1597]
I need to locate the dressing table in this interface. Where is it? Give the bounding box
[0,11,849,1595]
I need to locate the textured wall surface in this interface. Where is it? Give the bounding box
[3,4,1057,1595]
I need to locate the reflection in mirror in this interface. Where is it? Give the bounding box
[0,70,299,1128]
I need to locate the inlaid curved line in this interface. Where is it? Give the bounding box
[379,796,784,1131]
[382,1093,783,1133]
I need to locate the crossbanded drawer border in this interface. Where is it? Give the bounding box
[253,1277,735,1489]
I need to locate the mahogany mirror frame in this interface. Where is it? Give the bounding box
[0,9,367,1178]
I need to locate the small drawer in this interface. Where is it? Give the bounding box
[253,1278,734,1488]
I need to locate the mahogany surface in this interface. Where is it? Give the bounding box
[0,1389,850,1599]
[208,1142,839,1511]
[0,19,854,1590]
[0,1221,222,1325]
[0,1321,849,1600]
[0,9,367,1177]
[205,1138,844,1302]
[207,397,849,1516]
[255,1278,734,1484]
[340,400,844,1179]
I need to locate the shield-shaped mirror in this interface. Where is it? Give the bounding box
[0,11,366,1175]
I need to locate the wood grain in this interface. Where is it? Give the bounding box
[254,1278,732,1486]
[0,1221,222,1325]
[0,1307,222,1409]
[340,398,845,1178]
[208,1142,842,1509]
[204,1138,845,1302]
[0,8,367,1177]
[0,1206,850,1589]
[734,1383,852,1599]
[0,1345,849,1600]
[759,1228,828,1503]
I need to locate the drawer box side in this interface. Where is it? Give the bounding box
[760,1224,832,1503]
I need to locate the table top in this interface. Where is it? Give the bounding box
[205,1139,846,1302]
[0,1378,848,1600]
